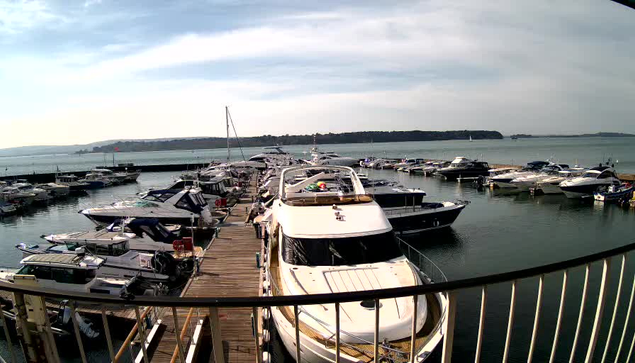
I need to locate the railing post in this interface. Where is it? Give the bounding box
[39,296,60,363]
[100,308,116,362]
[442,292,457,363]
[527,275,544,363]
[549,270,568,363]
[569,264,591,363]
[209,307,226,363]
[601,254,626,363]
[614,273,635,362]
[474,286,487,363]
[502,280,517,363]
[0,304,17,363]
[134,306,150,363]
[374,298,380,362]
[253,307,262,363]
[335,302,341,363]
[410,295,418,363]
[294,305,301,362]
[585,258,612,363]
[13,292,37,362]
[172,307,186,363]
[69,302,88,363]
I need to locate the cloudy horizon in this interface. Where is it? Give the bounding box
[1,0,634,148]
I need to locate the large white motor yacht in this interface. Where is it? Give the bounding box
[560,166,621,198]
[307,147,359,167]
[80,188,215,227]
[266,165,446,363]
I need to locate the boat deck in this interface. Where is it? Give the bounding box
[152,182,262,363]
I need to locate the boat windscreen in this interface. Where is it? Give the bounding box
[282,232,403,266]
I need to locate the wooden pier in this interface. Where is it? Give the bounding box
[151,183,262,363]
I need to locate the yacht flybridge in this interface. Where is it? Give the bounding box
[265,165,446,363]
[306,147,359,167]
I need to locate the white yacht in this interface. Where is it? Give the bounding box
[560,166,621,199]
[42,218,183,253]
[490,161,552,189]
[0,254,136,296]
[307,147,359,167]
[265,165,446,363]
[510,164,570,192]
[36,183,70,198]
[249,146,296,166]
[15,240,177,282]
[80,188,215,227]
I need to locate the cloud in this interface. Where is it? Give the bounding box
[0,0,65,34]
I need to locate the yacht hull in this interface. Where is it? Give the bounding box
[561,184,608,199]
[537,182,564,195]
[83,213,200,227]
[386,203,466,234]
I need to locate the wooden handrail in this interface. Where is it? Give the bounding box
[170,308,194,363]
[113,306,153,363]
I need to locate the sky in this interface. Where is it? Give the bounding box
[0,0,634,148]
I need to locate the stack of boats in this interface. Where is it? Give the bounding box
[489,161,625,199]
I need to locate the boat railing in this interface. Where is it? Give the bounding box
[0,241,635,362]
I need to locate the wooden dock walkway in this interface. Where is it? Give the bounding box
[152,184,262,363]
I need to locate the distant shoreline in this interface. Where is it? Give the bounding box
[80,130,504,154]
[509,132,635,139]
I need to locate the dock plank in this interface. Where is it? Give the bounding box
[153,178,262,363]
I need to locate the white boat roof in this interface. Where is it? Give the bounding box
[278,202,392,238]
[21,254,104,269]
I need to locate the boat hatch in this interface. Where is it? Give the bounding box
[127,218,178,243]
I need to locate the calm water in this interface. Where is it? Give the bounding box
[1,167,635,361]
[1,137,634,176]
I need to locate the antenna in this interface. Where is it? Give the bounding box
[226,106,231,162]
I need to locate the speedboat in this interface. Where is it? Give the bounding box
[42,218,182,253]
[80,188,216,227]
[80,170,112,189]
[55,174,90,193]
[510,163,571,192]
[560,166,621,199]
[0,253,148,296]
[36,183,70,199]
[265,165,447,363]
[15,239,181,282]
[490,161,551,189]
[393,158,426,171]
[436,157,490,181]
[307,147,359,167]
[594,183,634,202]
[249,146,296,165]
[0,186,35,206]
[0,201,17,216]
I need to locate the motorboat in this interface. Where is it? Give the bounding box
[306,147,359,167]
[7,182,50,204]
[394,158,426,171]
[15,240,181,282]
[55,175,90,193]
[265,165,447,363]
[436,157,490,180]
[167,174,230,204]
[0,253,147,296]
[249,146,296,165]
[383,201,468,234]
[91,169,127,185]
[490,161,551,189]
[0,201,17,216]
[36,183,70,199]
[80,188,216,227]
[594,183,634,202]
[42,218,182,253]
[560,166,621,199]
[0,186,35,206]
[369,158,399,169]
[80,170,112,189]
[510,164,571,192]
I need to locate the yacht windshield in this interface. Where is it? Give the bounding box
[282,232,403,266]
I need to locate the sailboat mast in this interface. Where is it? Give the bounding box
[226,106,231,162]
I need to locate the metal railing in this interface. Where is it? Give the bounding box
[0,241,634,362]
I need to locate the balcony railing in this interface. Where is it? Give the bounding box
[0,241,633,362]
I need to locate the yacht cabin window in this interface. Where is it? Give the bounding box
[143,191,178,202]
[282,232,403,266]
[16,265,97,284]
